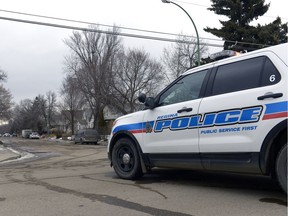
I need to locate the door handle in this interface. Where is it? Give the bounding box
[257,93,283,100]
[177,107,193,113]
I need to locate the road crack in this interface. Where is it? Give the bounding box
[82,175,168,200]
[24,174,192,216]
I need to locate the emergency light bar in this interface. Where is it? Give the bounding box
[210,50,241,60]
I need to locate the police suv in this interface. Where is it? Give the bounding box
[108,43,287,193]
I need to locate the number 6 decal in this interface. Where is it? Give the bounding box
[269,74,276,82]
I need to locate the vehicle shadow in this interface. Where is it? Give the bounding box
[137,168,278,190]
[134,168,287,206]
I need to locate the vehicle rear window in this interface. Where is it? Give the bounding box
[211,56,281,96]
[261,58,281,86]
[86,130,98,135]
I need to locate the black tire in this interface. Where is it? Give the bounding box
[111,138,143,180]
[276,143,287,193]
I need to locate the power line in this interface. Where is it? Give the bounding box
[0,15,225,48]
[0,9,272,48]
[0,15,271,49]
[0,8,222,43]
[1,7,282,45]
[174,0,209,8]
[0,15,272,49]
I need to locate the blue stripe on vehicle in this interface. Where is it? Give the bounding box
[112,121,155,134]
[113,122,143,133]
[265,101,288,114]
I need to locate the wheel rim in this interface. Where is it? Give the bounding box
[116,145,135,172]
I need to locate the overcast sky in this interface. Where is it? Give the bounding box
[0,0,287,103]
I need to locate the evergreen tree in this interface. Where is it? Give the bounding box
[205,0,287,51]
[256,17,287,45]
[0,68,7,81]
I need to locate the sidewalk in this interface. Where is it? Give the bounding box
[0,141,21,163]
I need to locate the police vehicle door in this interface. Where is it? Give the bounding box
[142,70,209,154]
[198,54,285,154]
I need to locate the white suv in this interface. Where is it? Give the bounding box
[108,43,287,193]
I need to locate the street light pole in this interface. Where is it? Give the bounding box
[161,0,201,66]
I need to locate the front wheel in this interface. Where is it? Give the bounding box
[276,143,287,193]
[111,138,143,180]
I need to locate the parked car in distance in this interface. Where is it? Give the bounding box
[74,129,100,144]
[69,135,75,141]
[3,133,11,137]
[29,132,40,139]
[12,133,17,137]
[22,129,32,138]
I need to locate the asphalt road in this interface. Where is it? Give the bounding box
[0,138,287,216]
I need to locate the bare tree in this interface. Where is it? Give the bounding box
[0,69,11,120]
[0,85,13,121]
[35,92,58,133]
[10,98,45,133]
[64,26,122,129]
[9,91,59,134]
[10,100,32,133]
[162,34,208,82]
[60,75,85,135]
[45,91,57,130]
[111,48,165,114]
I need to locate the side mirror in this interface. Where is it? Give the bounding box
[138,93,156,109]
[138,93,147,103]
[145,97,156,109]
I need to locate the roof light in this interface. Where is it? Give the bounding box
[210,50,241,61]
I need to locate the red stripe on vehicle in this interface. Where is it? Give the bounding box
[263,112,288,120]
[129,129,145,134]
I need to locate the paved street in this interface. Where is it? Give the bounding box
[0,138,287,216]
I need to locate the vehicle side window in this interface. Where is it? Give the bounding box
[261,58,281,86]
[212,57,264,95]
[158,70,208,106]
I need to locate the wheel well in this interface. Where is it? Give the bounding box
[269,130,287,176]
[109,131,150,173]
[109,131,141,159]
[260,120,287,176]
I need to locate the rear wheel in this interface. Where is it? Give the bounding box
[112,138,143,180]
[80,138,84,145]
[276,143,287,193]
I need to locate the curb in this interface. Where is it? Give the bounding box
[0,144,22,163]
[0,140,22,163]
